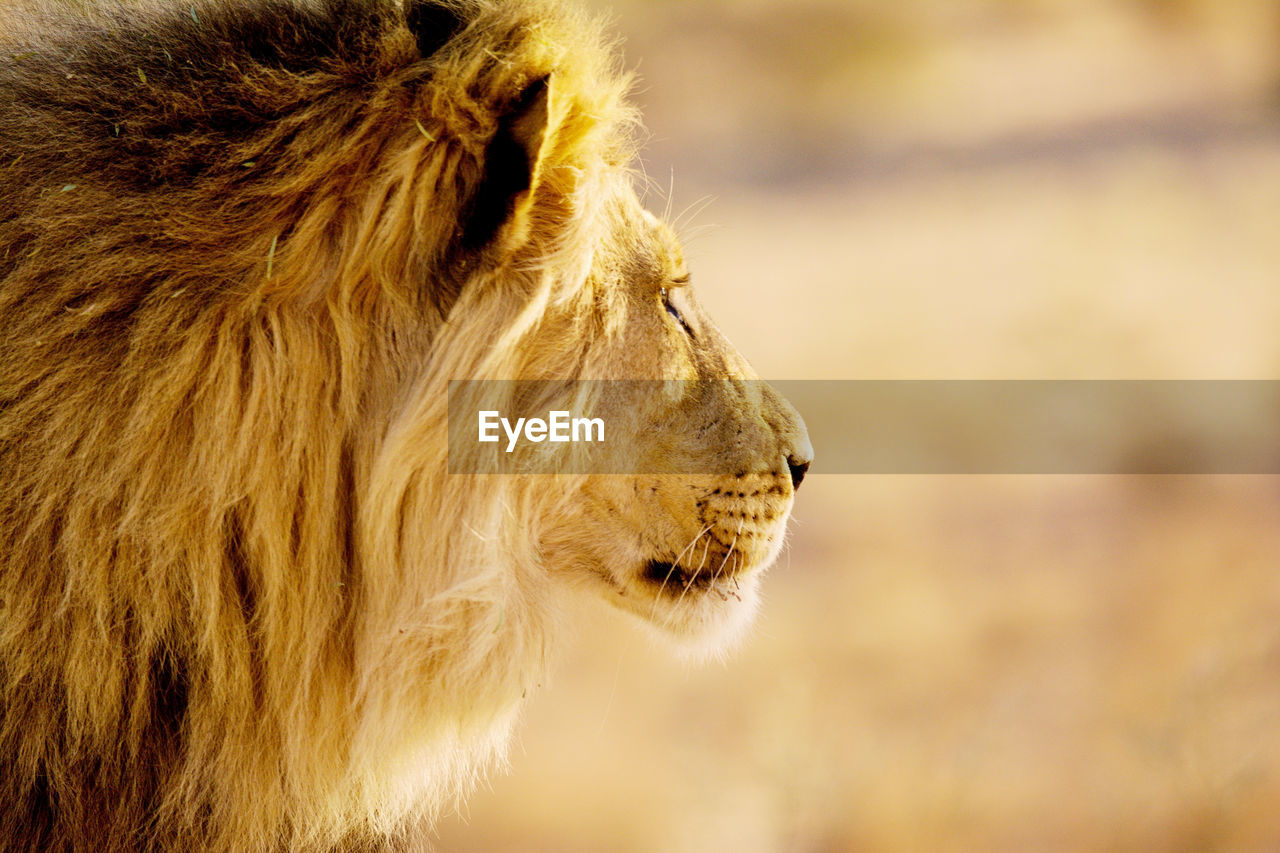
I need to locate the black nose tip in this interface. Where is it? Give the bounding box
[787,455,810,490]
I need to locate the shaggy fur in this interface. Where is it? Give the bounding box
[1,1,636,850]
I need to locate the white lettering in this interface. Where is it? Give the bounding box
[481,410,605,452]
[549,411,570,442]
[502,417,525,453]
[525,417,548,442]
[478,411,500,442]
[574,416,604,443]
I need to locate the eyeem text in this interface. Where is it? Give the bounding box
[478,410,605,453]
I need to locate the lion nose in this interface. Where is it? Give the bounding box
[761,380,812,491]
[786,454,810,490]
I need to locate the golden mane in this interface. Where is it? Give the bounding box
[0,1,637,849]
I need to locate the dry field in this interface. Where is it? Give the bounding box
[436,1,1280,851]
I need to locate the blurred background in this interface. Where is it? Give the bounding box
[436,1,1280,850]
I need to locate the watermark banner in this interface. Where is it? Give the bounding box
[448,380,1280,474]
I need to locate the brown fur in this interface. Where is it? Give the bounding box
[0,1,811,850]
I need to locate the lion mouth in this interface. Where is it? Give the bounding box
[621,556,763,645]
[640,559,733,596]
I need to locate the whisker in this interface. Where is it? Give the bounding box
[694,535,713,575]
[672,519,741,615]
[672,523,712,568]
[655,527,716,627]
[711,519,745,588]
[663,168,674,223]
[647,523,713,623]
[672,194,715,236]
[673,221,721,248]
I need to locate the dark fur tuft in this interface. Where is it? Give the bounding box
[461,75,550,251]
[405,0,467,59]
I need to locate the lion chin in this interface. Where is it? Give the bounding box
[624,524,789,658]
[631,557,771,657]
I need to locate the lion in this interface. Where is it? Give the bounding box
[0,0,812,850]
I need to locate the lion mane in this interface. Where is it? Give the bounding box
[0,1,640,849]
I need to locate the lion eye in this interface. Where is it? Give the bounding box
[660,287,694,338]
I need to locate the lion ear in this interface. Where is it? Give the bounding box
[461,75,552,253]
[405,0,467,59]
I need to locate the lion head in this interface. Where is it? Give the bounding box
[0,0,810,850]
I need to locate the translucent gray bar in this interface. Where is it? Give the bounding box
[447,381,1280,474]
